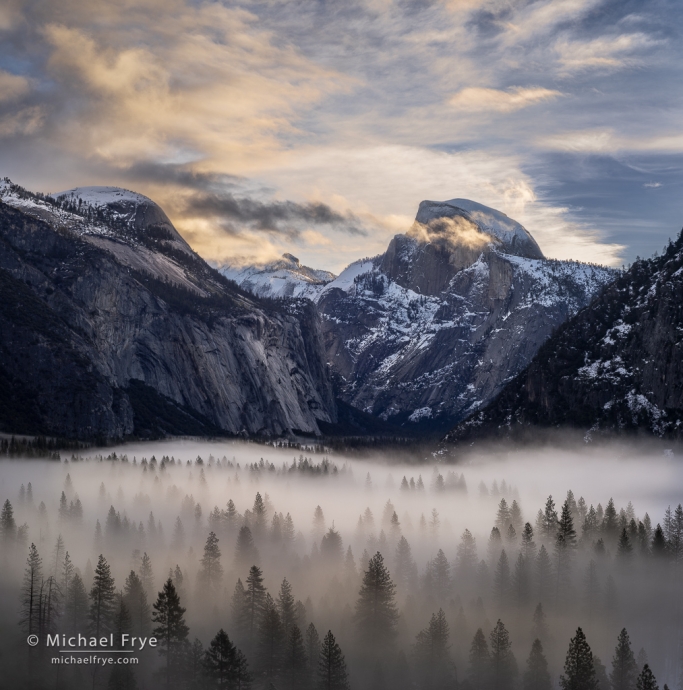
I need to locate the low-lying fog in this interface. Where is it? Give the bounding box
[1,438,681,690]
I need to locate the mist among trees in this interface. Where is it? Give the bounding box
[0,440,681,690]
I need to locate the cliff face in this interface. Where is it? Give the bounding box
[445,232,683,442]
[0,183,336,439]
[315,201,616,433]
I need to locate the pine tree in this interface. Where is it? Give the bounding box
[510,554,528,609]
[90,554,117,637]
[113,593,132,647]
[456,528,478,581]
[139,552,154,598]
[541,497,558,541]
[523,639,552,690]
[62,551,74,612]
[278,578,296,640]
[636,665,658,690]
[257,593,284,680]
[152,578,190,689]
[493,550,511,609]
[536,546,552,604]
[617,529,633,561]
[123,571,151,636]
[245,565,267,645]
[469,628,491,690]
[560,628,598,690]
[318,630,350,690]
[252,492,267,539]
[1,499,16,543]
[235,525,259,569]
[430,549,451,602]
[231,579,250,641]
[204,628,235,689]
[610,629,638,690]
[490,619,517,690]
[355,552,399,654]
[283,624,308,690]
[555,499,577,607]
[199,531,223,593]
[65,572,89,633]
[306,622,320,667]
[496,499,512,531]
[395,536,417,593]
[531,604,548,642]
[521,523,536,561]
[414,608,454,689]
[320,527,344,565]
[603,499,619,540]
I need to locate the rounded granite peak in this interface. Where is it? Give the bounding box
[415,198,544,260]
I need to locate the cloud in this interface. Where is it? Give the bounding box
[0,70,30,102]
[643,182,661,189]
[449,86,562,113]
[182,192,368,239]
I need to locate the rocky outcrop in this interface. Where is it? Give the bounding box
[445,231,683,443]
[314,200,616,433]
[0,182,336,440]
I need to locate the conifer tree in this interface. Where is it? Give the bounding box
[318,630,350,690]
[113,592,132,648]
[277,578,296,640]
[493,550,511,609]
[414,608,454,689]
[617,529,633,561]
[395,536,417,593]
[306,622,320,666]
[536,546,553,604]
[603,499,619,540]
[320,527,344,565]
[490,619,517,690]
[541,497,558,541]
[1,499,16,543]
[521,523,536,560]
[523,639,551,690]
[284,624,308,690]
[65,572,89,633]
[139,552,154,598]
[355,552,399,653]
[152,578,190,689]
[231,579,250,640]
[456,529,478,581]
[488,527,503,565]
[560,628,598,690]
[245,565,267,644]
[610,629,638,690]
[90,554,117,637]
[199,531,223,593]
[430,549,451,602]
[252,492,267,539]
[531,604,548,642]
[204,628,235,689]
[256,594,282,682]
[62,551,74,607]
[123,571,151,636]
[512,552,530,608]
[636,665,658,690]
[555,499,577,606]
[235,525,259,569]
[469,628,491,690]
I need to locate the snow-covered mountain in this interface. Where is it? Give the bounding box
[219,253,335,300]
[226,198,618,433]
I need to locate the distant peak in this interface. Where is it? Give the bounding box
[282,253,301,267]
[413,198,544,260]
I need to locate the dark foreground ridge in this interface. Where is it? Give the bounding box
[445,230,683,443]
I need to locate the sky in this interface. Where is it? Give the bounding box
[0,0,681,273]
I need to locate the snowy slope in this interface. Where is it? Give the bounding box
[219,253,335,300]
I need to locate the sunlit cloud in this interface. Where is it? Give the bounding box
[449,86,563,113]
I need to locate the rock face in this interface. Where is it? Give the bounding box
[223,198,619,433]
[445,231,683,442]
[314,200,616,433]
[0,180,336,439]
